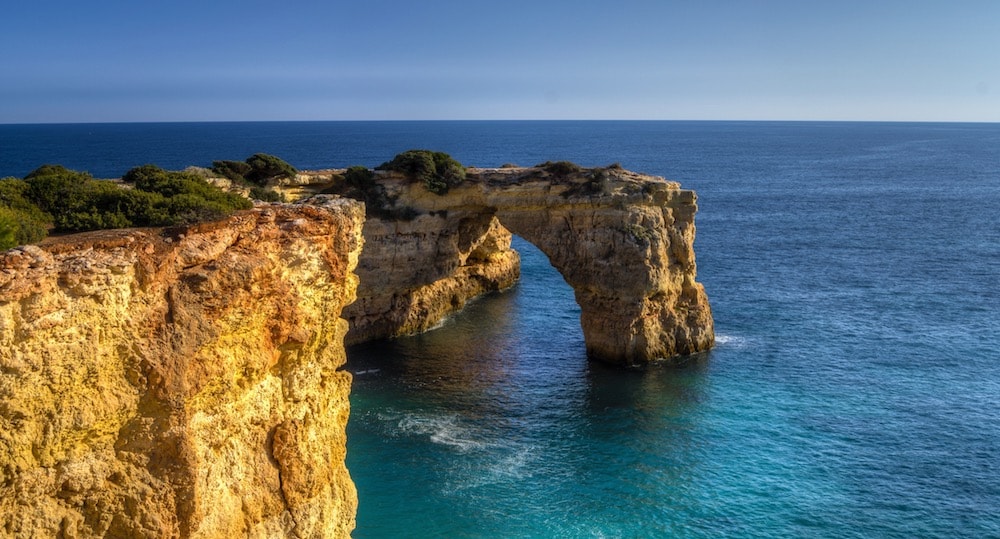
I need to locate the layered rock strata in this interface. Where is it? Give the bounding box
[343,212,519,344]
[0,199,362,538]
[309,165,713,365]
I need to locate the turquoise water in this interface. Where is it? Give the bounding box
[3,121,998,537]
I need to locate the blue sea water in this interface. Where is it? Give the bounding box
[2,121,998,538]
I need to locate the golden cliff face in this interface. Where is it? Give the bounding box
[344,211,520,344]
[0,199,363,538]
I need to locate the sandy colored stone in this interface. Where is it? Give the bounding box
[329,165,713,365]
[0,198,362,538]
[344,211,520,344]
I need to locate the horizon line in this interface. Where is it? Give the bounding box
[2,118,1000,127]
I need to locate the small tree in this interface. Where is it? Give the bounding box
[212,160,253,183]
[244,153,297,185]
[24,164,94,217]
[248,186,284,202]
[377,150,466,194]
[343,165,375,190]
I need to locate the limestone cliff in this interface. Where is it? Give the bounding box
[344,212,519,344]
[0,199,363,538]
[309,164,714,365]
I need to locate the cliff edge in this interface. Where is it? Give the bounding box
[0,199,363,538]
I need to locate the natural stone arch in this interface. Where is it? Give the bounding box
[492,197,713,365]
[341,165,714,366]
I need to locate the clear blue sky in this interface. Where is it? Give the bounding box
[1,0,997,123]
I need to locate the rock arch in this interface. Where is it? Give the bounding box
[341,166,714,366]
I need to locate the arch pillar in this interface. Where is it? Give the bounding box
[495,186,713,366]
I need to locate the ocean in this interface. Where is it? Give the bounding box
[2,121,998,538]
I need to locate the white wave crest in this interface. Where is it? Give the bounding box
[714,333,747,348]
[397,413,488,452]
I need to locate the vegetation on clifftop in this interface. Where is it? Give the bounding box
[377,150,466,194]
[0,176,51,248]
[212,153,297,186]
[323,165,417,220]
[0,164,253,250]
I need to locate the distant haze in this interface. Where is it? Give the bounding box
[2,0,998,123]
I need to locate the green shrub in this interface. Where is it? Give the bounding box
[122,165,252,219]
[212,160,253,183]
[23,165,116,232]
[121,164,163,185]
[334,165,395,217]
[162,194,235,225]
[53,164,252,232]
[53,179,134,231]
[377,150,466,195]
[125,166,192,197]
[244,153,297,186]
[537,160,582,177]
[2,163,257,245]
[24,164,78,181]
[0,207,18,250]
[0,177,51,245]
[323,165,419,220]
[107,188,170,226]
[0,206,48,247]
[378,150,435,180]
[343,165,375,190]
[24,165,94,216]
[249,186,284,202]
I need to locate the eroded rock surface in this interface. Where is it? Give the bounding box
[314,165,713,365]
[344,211,519,344]
[0,199,362,538]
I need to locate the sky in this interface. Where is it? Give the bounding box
[1,0,998,123]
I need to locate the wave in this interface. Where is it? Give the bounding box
[443,445,538,494]
[392,412,489,452]
[714,333,748,348]
[377,409,539,492]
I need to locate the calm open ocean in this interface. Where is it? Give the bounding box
[2,121,998,538]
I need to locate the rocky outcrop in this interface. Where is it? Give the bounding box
[489,170,713,363]
[313,165,713,365]
[0,199,363,538]
[344,212,519,344]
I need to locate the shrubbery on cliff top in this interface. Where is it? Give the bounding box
[0,207,19,250]
[119,165,252,225]
[0,164,256,250]
[323,165,417,221]
[211,160,253,183]
[0,177,51,248]
[537,160,582,176]
[212,153,297,186]
[377,150,466,194]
